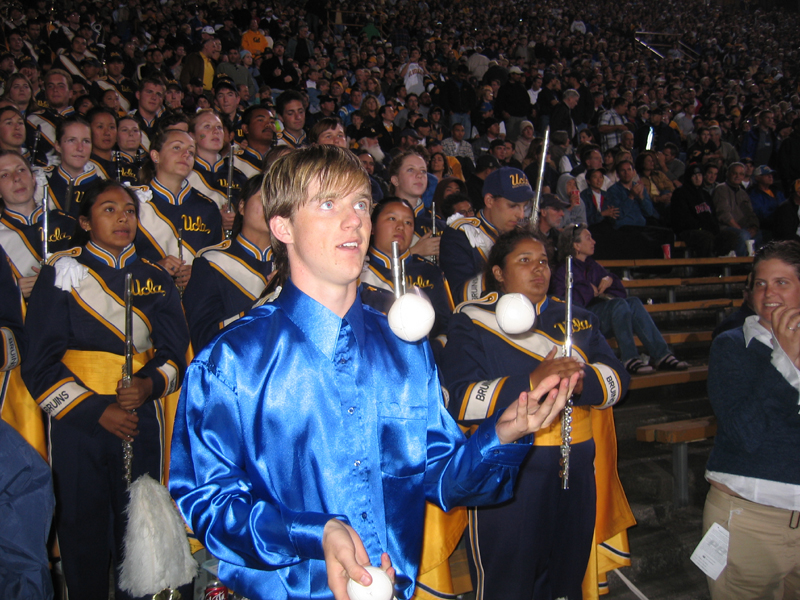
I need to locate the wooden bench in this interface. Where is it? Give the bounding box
[636,416,718,506]
[628,365,708,390]
[644,298,742,314]
[623,275,747,301]
[606,330,713,349]
[599,256,753,279]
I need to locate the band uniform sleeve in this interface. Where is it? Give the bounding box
[0,248,24,371]
[440,312,533,426]
[439,227,480,297]
[21,265,115,434]
[183,256,229,352]
[133,266,189,399]
[571,311,629,409]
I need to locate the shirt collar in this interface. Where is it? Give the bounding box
[477,209,500,241]
[743,314,772,348]
[57,162,94,183]
[368,245,410,269]
[84,241,137,268]
[150,177,191,206]
[3,205,42,226]
[194,155,223,172]
[237,234,273,262]
[279,279,366,361]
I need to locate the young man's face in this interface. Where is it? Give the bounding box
[281,100,305,134]
[45,74,71,108]
[272,179,372,295]
[137,82,165,115]
[216,88,240,115]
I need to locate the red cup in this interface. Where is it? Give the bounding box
[661,244,671,259]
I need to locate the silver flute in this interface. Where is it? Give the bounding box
[40,184,50,265]
[225,142,235,239]
[177,227,185,297]
[646,126,655,151]
[31,126,42,166]
[429,201,439,265]
[560,255,574,490]
[115,150,123,182]
[391,240,406,299]
[531,126,550,232]
[122,273,134,486]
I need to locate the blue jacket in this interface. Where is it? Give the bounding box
[605,181,657,228]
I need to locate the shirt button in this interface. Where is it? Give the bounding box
[339,358,347,364]
[348,407,355,415]
[354,460,361,467]
[361,512,368,520]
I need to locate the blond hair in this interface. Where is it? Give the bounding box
[262,146,370,282]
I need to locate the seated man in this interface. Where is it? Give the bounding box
[168,147,573,600]
[440,166,534,301]
[595,160,674,259]
[712,162,762,256]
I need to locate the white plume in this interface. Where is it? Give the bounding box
[119,475,198,597]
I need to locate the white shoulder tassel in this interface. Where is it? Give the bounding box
[119,475,198,597]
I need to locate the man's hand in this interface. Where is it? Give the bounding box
[116,376,153,411]
[772,305,800,369]
[324,519,396,600]
[99,403,139,441]
[632,180,645,198]
[175,264,192,288]
[411,232,440,257]
[495,372,579,445]
[601,206,619,219]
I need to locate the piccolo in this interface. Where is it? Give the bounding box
[115,150,123,182]
[177,227,185,297]
[560,255,574,490]
[391,240,406,300]
[646,126,655,152]
[429,201,439,266]
[121,272,134,486]
[31,126,42,166]
[64,176,75,215]
[40,184,50,266]
[531,126,550,232]
[225,142,234,239]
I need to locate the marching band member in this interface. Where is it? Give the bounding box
[135,128,223,288]
[360,197,454,340]
[440,229,630,600]
[42,115,103,219]
[26,69,76,168]
[117,114,145,181]
[186,110,238,233]
[87,107,122,180]
[0,105,27,158]
[183,175,274,351]
[387,149,442,259]
[0,150,76,297]
[235,105,276,179]
[22,180,189,600]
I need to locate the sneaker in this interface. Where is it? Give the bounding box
[658,354,690,370]
[625,358,654,374]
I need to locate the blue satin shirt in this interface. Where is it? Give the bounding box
[169,280,531,600]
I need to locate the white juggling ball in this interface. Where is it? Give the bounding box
[346,566,394,600]
[388,292,435,342]
[495,293,536,334]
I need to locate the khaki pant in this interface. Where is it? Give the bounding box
[703,485,800,599]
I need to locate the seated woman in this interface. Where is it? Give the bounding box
[183,175,275,351]
[440,228,631,600]
[135,128,224,289]
[44,115,104,218]
[0,150,76,297]
[703,240,800,599]
[0,106,26,158]
[554,224,689,374]
[360,197,454,341]
[428,150,452,182]
[86,107,126,182]
[22,180,189,600]
[116,114,145,177]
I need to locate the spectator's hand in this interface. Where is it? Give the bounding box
[772,305,800,369]
[529,347,585,391]
[158,255,183,276]
[601,206,619,219]
[411,232,440,257]
[116,376,153,411]
[656,151,667,170]
[632,181,645,198]
[99,403,139,441]
[496,372,579,444]
[18,266,40,298]
[597,275,613,294]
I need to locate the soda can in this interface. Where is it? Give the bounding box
[204,581,228,600]
[661,244,671,259]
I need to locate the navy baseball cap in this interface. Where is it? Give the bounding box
[482,167,535,203]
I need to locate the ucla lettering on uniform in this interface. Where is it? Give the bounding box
[556,318,592,335]
[181,214,212,233]
[408,274,433,289]
[49,227,71,242]
[132,278,167,296]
